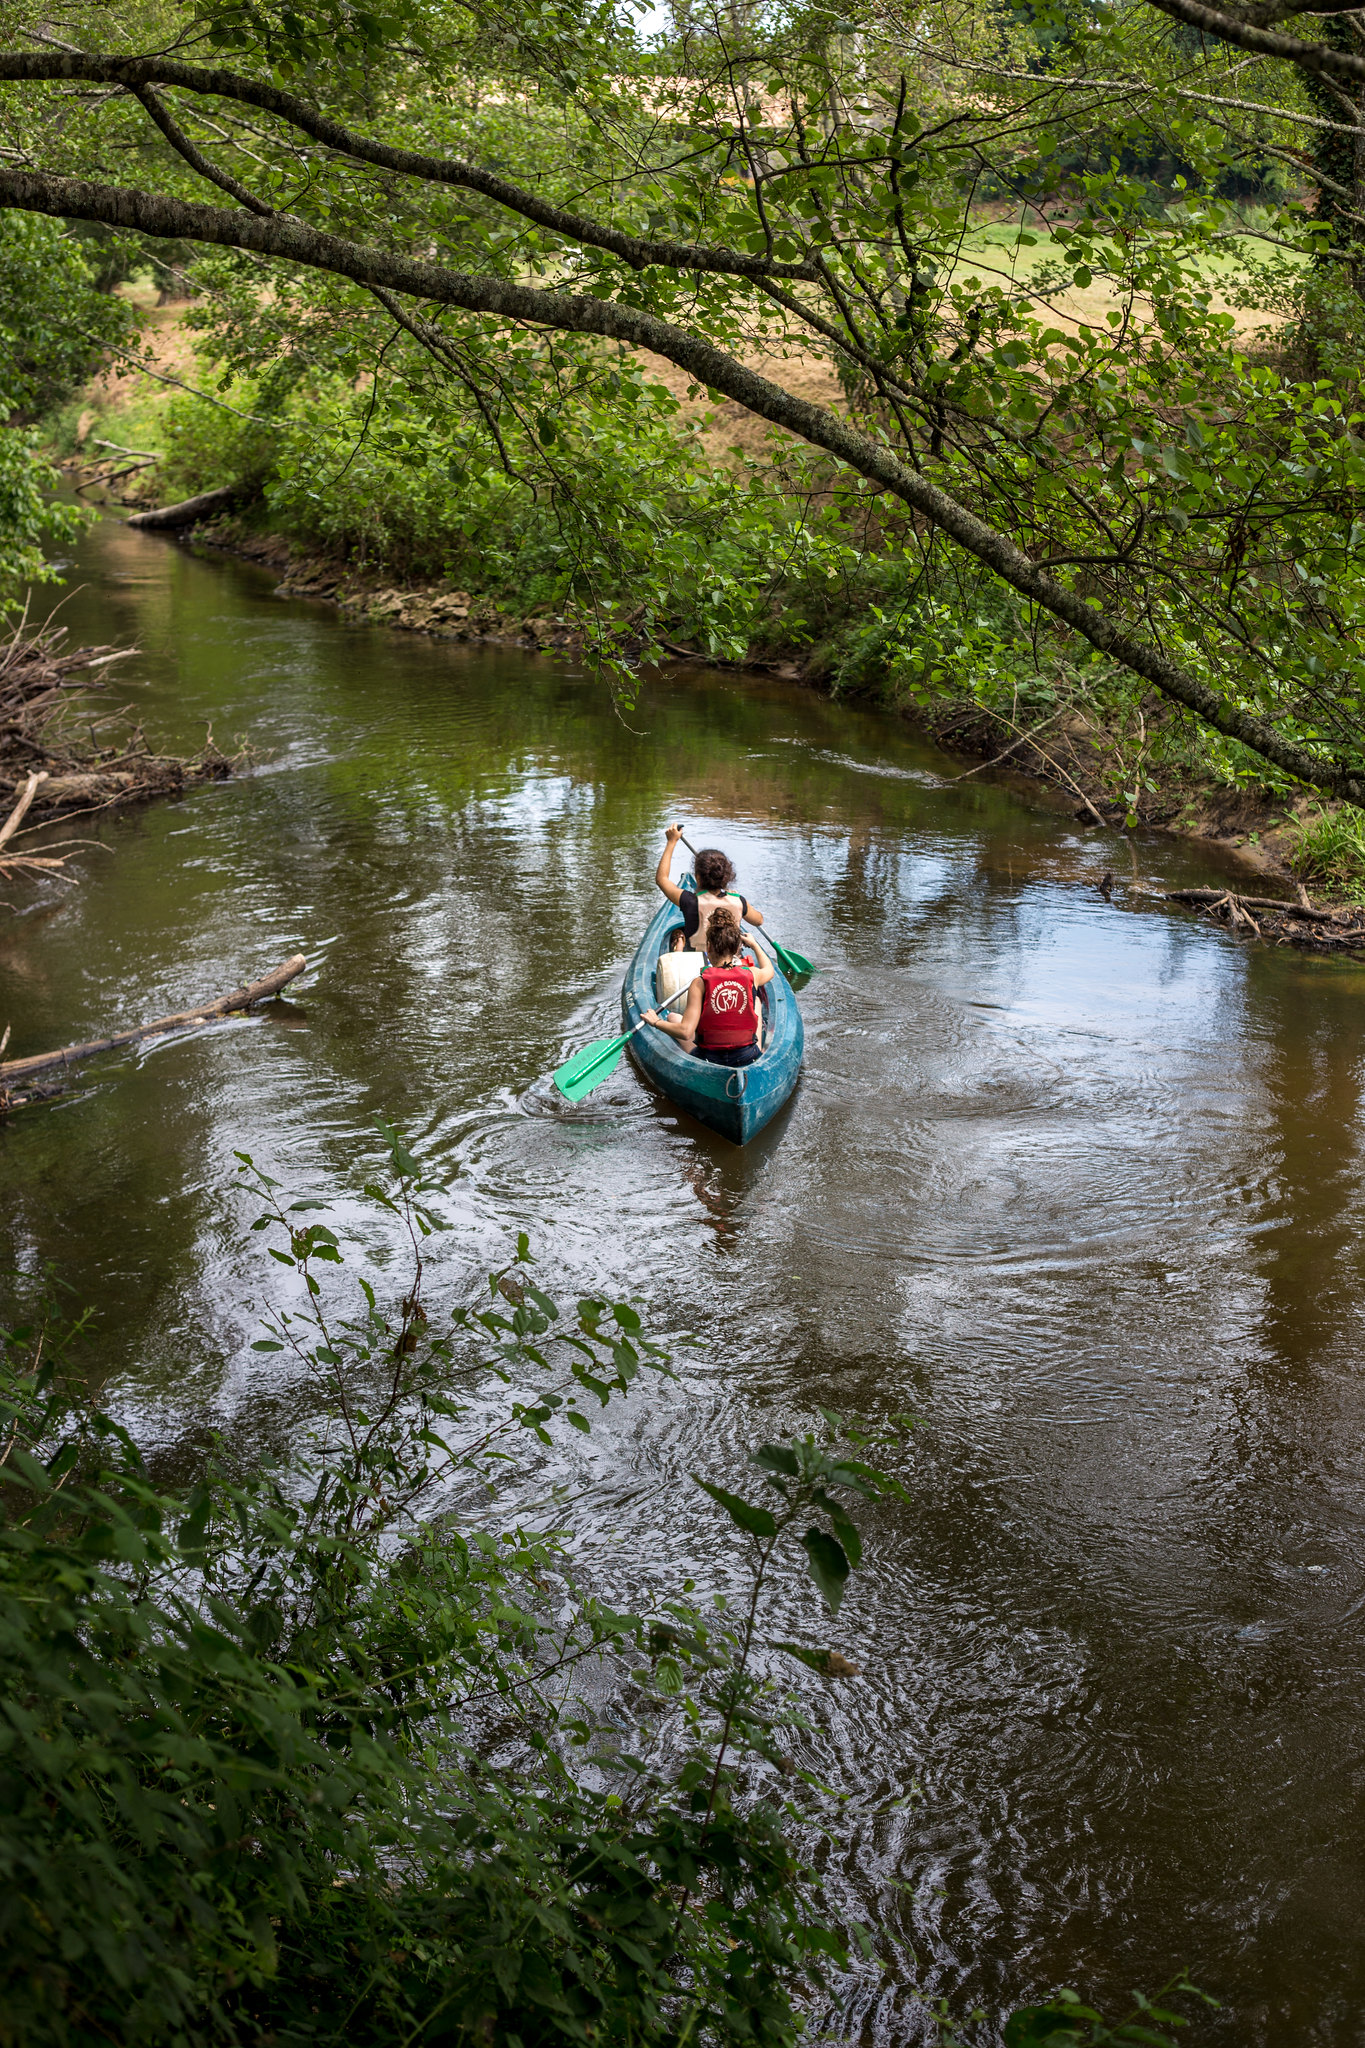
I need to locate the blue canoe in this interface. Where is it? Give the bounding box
[622,885,804,1145]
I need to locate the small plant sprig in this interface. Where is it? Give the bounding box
[233,1122,674,1541]
[545,1414,923,2034]
[986,1971,1218,2047]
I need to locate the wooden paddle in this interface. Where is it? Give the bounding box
[676,830,816,981]
[553,978,693,1103]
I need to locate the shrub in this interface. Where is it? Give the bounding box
[0,1128,907,2048]
[1291,805,1365,900]
[0,1128,1214,2044]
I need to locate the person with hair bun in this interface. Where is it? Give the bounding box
[643,900,774,1067]
[654,822,765,957]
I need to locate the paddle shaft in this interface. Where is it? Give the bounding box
[630,977,691,1035]
[554,975,694,1101]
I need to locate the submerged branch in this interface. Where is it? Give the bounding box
[0,954,308,1092]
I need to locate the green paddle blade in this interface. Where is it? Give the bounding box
[765,934,815,981]
[553,1031,630,1103]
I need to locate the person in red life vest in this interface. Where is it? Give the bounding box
[654,823,765,955]
[642,903,775,1067]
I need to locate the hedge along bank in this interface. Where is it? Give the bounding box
[77,368,1344,904]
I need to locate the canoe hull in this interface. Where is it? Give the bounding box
[622,890,803,1145]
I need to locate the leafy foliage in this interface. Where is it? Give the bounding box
[0,215,131,421]
[0,424,92,603]
[5,0,1365,787]
[0,1130,879,2047]
[0,215,132,605]
[0,1130,1212,2045]
[995,1978,1218,2047]
[1290,803,1365,898]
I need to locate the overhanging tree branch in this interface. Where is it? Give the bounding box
[1142,0,1365,85]
[132,84,274,216]
[0,160,1353,800]
[0,48,823,280]
[899,41,1365,132]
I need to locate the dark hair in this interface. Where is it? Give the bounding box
[666,926,689,951]
[694,847,736,894]
[706,904,743,958]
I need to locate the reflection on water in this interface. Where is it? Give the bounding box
[5,516,1365,2040]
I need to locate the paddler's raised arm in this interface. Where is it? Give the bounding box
[655,821,685,907]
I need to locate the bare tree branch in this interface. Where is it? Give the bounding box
[132,83,273,215]
[1141,0,1365,86]
[899,42,1365,134]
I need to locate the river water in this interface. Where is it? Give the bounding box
[5,513,1365,2044]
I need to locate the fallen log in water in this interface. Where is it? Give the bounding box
[0,955,307,1103]
[1163,886,1365,949]
[125,484,247,530]
[24,755,232,817]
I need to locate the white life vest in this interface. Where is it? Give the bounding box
[692,890,743,957]
[657,948,703,1007]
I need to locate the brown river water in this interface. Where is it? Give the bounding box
[4,513,1365,2043]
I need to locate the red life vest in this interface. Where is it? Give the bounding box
[697,963,758,1049]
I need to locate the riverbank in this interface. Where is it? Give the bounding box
[47,299,1355,912]
[171,510,1343,913]
[189,514,588,658]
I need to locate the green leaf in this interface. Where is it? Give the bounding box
[810,1488,863,1566]
[752,1443,799,1477]
[800,1527,850,1613]
[4,1446,52,1494]
[692,1476,777,1538]
[771,1640,861,1676]
[1003,2010,1084,2047]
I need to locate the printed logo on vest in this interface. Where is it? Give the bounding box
[709,982,747,1014]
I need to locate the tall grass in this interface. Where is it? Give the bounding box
[1291,805,1365,899]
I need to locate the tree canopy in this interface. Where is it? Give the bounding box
[2,0,1364,792]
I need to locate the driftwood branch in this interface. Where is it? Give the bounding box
[0,771,48,851]
[1164,885,1365,947]
[1164,885,1341,924]
[0,954,307,1088]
